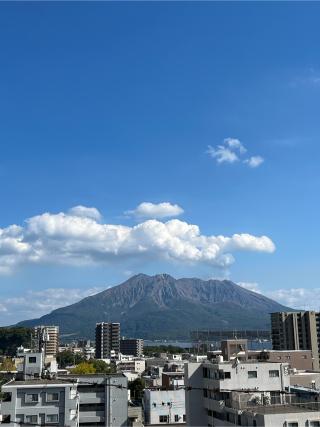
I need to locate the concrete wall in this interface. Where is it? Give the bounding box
[203,361,290,392]
[144,389,185,425]
[1,382,78,427]
[184,363,207,427]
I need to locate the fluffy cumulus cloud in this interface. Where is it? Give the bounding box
[126,202,184,219]
[207,138,264,168]
[0,206,275,274]
[68,205,102,221]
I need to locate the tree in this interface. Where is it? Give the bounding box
[0,327,32,356]
[128,378,145,401]
[0,358,16,371]
[91,359,116,374]
[57,351,85,368]
[71,362,96,375]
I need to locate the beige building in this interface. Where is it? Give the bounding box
[248,349,316,371]
[31,326,59,357]
[271,311,320,369]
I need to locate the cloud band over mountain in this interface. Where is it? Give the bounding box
[0,205,275,274]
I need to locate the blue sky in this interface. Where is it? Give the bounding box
[1,2,320,324]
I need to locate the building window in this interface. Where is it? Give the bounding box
[310,423,320,427]
[203,389,208,398]
[174,414,180,422]
[25,393,39,403]
[183,415,186,422]
[46,392,59,402]
[159,415,169,423]
[269,370,280,378]
[26,415,38,424]
[248,371,257,379]
[46,414,59,423]
[287,423,298,427]
[224,371,231,379]
[28,356,37,363]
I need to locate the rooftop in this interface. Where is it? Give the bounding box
[4,379,76,386]
[245,404,320,414]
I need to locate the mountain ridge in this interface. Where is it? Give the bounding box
[17,273,291,339]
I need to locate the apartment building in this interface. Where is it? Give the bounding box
[1,379,79,426]
[162,372,184,390]
[1,374,128,427]
[185,359,320,426]
[95,322,120,359]
[68,373,128,427]
[248,349,315,370]
[271,311,320,369]
[143,388,186,425]
[31,325,59,357]
[120,339,144,357]
[117,358,146,375]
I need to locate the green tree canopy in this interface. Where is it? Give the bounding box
[0,358,16,371]
[0,327,32,356]
[57,350,85,368]
[71,362,96,375]
[128,377,145,401]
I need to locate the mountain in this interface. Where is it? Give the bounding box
[17,273,290,340]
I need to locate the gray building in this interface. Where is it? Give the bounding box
[69,374,128,427]
[1,379,78,426]
[95,323,120,359]
[1,374,128,427]
[120,339,144,357]
[271,311,320,369]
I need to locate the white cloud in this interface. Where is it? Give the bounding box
[237,282,319,310]
[238,281,261,293]
[267,288,320,310]
[0,287,103,319]
[0,206,275,274]
[207,144,239,164]
[126,202,184,219]
[207,138,264,168]
[224,138,247,154]
[68,205,102,221]
[244,156,264,168]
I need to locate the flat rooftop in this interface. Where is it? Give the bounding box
[4,379,76,386]
[245,404,320,414]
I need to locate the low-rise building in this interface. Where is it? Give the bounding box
[185,358,320,426]
[248,349,316,370]
[117,359,146,375]
[1,374,128,427]
[1,379,79,426]
[144,388,186,425]
[162,372,184,390]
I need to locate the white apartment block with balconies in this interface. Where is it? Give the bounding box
[185,359,320,427]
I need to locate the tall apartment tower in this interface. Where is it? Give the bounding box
[31,326,59,357]
[120,338,144,357]
[271,311,320,369]
[95,322,120,359]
